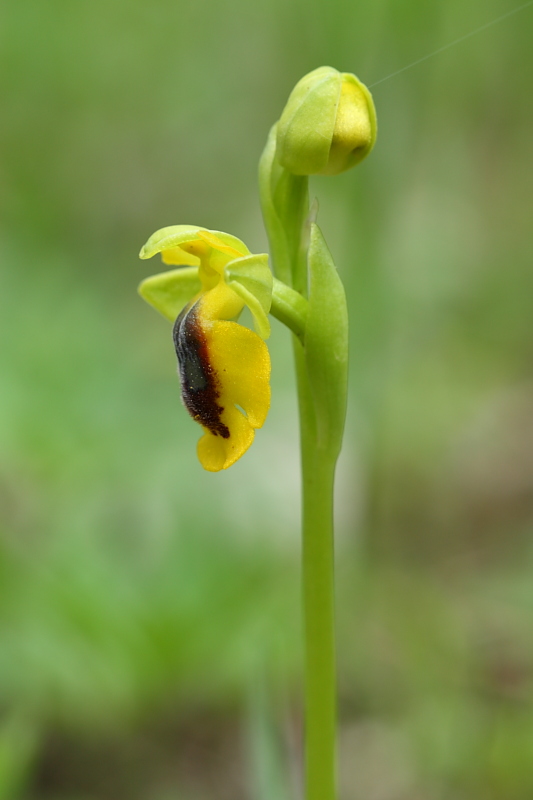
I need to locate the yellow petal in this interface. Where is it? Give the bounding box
[199,281,244,322]
[197,405,255,471]
[161,247,201,267]
[195,320,271,470]
[204,321,271,430]
[173,304,270,472]
[196,229,251,257]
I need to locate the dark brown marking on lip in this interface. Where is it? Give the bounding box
[173,301,230,439]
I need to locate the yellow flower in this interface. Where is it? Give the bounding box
[139,225,272,472]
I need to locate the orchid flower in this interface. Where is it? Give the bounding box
[138,226,272,472]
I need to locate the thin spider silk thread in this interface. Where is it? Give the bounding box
[368,0,533,88]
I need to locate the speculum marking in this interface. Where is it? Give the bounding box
[173,302,230,439]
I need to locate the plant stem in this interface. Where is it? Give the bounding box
[294,340,337,800]
[270,278,308,340]
[259,140,340,799]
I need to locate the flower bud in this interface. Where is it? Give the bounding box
[275,66,376,176]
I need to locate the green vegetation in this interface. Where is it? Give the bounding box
[1,0,532,797]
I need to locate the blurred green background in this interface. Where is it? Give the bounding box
[1,0,533,797]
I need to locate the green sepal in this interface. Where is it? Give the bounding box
[305,223,348,456]
[138,266,201,321]
[139,225,250,260]
[139,225,201,259]
[226,254,273,339]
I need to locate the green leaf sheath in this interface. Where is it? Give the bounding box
[258,125,308,289]
[305,223,348,459]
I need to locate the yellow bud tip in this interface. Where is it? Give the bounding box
[320,75,375,175]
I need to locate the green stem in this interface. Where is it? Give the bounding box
[270,278,308,340]
[259,143,339,800]
[294,340,337,800]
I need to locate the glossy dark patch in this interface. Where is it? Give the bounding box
[173,301,230,439]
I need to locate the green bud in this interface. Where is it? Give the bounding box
[275,66,377,176]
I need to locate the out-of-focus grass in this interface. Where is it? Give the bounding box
[1,0,533,797]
